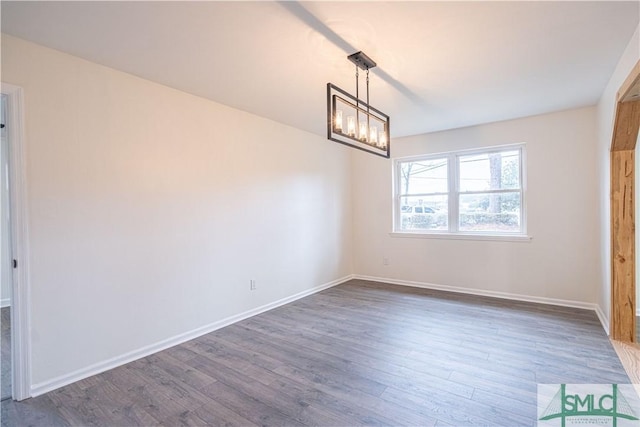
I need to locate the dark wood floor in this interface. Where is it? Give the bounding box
[1,307,10,401]
[1,280,632,426]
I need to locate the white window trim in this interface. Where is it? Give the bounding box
[389,232,532,242]
[392,143,531,241]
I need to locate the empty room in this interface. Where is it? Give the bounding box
[2,1,640,426]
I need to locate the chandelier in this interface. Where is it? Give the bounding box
[327,51,390,158]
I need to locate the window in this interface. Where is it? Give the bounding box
[394,145,525,236]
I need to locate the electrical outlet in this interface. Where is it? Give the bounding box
[383,257,389,266]
[250,279,256,290]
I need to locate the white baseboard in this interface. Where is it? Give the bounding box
[30,274,353,397]
[0,298,10,308]
[353,274,598,310]
[595,305,609,336]
[353,274,606,330]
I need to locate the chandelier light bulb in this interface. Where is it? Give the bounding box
[379,130,387,148]
[370,126,378,145]
[347,116,356,137]
[359,121,368,142]
[334,110,343,132]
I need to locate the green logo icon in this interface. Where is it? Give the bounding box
[539,384,639,426]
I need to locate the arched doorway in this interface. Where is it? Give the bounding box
[610,60,640,343]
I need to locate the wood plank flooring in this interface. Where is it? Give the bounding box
[611,339,640,398]
[1,307,10,401]
[1,280,633,426]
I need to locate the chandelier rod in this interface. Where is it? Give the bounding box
[366,68,370,141]
[366,68,370,107]
[355,65,359,110]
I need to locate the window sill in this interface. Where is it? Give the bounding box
[389,232,532,242]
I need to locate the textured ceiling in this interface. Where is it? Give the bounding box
[2,1,639,138]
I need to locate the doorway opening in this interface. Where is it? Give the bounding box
[0,82,30,401]
[0,93,11,401]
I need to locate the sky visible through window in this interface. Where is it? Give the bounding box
[401,151,519,195]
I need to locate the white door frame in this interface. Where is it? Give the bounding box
[1,82,31,401]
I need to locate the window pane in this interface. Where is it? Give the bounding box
[400,195,448,231]
[399,158,448,195]
[459,192,521,232]
[459,150,520,192]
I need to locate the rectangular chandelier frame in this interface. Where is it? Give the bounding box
[327,83,390,159]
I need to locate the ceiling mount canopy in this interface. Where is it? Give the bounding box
[327,51,390,158]
[347,51,377,71]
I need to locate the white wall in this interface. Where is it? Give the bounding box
[352,107,600,303]
[596,24,640,322]
[1,35,353,389]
